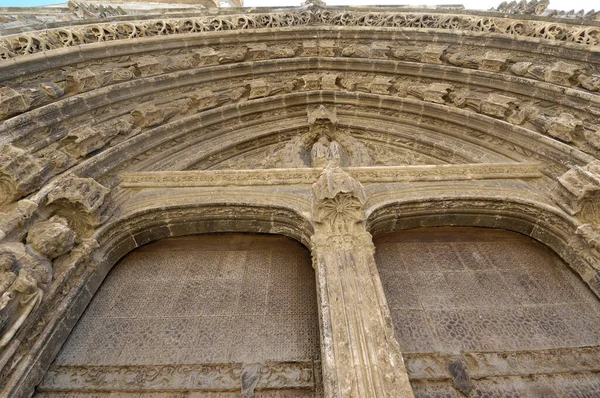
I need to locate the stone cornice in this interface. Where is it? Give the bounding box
[119,163,542,188]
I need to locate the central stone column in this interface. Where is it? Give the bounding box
[310,163,414,398]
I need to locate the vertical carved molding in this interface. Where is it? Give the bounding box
[310,162,414,398]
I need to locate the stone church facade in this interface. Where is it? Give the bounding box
[0,0,600,396]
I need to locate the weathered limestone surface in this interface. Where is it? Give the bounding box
[35,234,321,397]
[376,227,600,396]
[311,163,413,397]
[0,0,599,396]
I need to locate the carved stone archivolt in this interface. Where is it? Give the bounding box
[0,0,600,397]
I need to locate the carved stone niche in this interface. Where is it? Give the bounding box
[0,144,47,207]
[278,106,373,168]
[557,160,600,225]
[45,177,111,237]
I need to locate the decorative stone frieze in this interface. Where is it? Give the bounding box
[46,178,111,236]
[120,163,543,188]
[310,163,414,397]
[38,362,316,393]
[557,161,600,224]
[1,8,600,62]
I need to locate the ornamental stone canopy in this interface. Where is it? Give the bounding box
[0,0,599,396]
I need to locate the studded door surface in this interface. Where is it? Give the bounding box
[375,227,600,397]
[34,234,322,398]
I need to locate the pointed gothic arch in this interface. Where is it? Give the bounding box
[1,1,600,397]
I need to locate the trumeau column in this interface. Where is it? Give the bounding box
[310,162,414,398]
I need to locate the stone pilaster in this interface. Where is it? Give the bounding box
[310,162,414,398]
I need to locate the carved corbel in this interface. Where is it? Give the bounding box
[557,161,600,224]
[450,91,519,119]
[341,44,372,58]
[368,76,393,95]
[0,144,48,207]
[248,79,271,99]
[370,42,392,58]
[135,56,163,77]
[544,61,579,85]
[132,104,165,129]
[60,126,106,159]
[217,48,247,64]
[479,51,509,72]
[310,164,414,397]
[510,62,547,80]
[247,43,268,60]
[65,68,100,94]
[26,216,76,260]
[45,178,111,236]
[193,48,219,66]
[421,44,447,64]
[530,112,583,142]
[391,46,422,62]
[0,87,30,120]
[404,83,453,104]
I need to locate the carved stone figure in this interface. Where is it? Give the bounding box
[0,217,74,348]
[0,144,47,207]
[0,246,48,348]
[311,137,341,167]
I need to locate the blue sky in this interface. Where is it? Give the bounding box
[0,0,596,11]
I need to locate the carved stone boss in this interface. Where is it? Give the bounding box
[310,162,414,398]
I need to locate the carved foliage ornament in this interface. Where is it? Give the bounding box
[1,9,599,60]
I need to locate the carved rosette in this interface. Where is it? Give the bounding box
[46,177,111,237]
[310,163,414,398]
[557,161,600,225]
